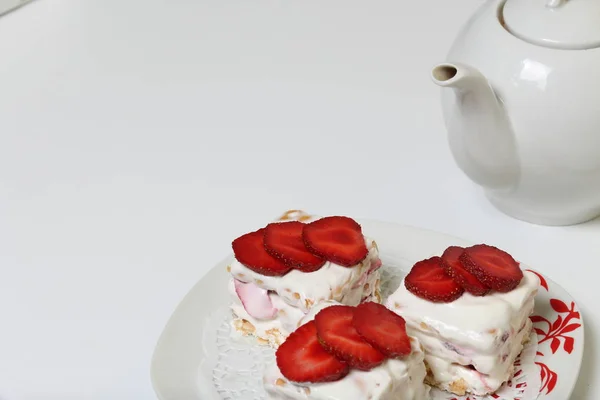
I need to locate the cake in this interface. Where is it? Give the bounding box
[385,244,540,396]
[263,301,431,400]
[228,210,382,347]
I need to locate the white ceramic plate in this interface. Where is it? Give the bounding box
[150,218,584,400]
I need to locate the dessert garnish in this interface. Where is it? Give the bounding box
[263,221,325,272]
[276,302,412,383]
[232,216,369,276]
[404,256,464,303]
[442,246,489,296]
[405,244,524,302]
[460,244,523,292]
[275,320,350,383]
[352,302,411,358]
[302,216,369,267]
[315,305,385,370]
[232,229,291,276]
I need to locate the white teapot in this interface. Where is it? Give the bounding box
[0,0,33,17]
[431,0,600,226]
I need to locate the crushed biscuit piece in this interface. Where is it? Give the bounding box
[233,319,255,336]
[276,378,286,386]
[241,319,256,334]
[266,328,282,346]
[488,328,497,334]
[278,209,304,221]
[375,290,382,303]
[448,378,468,396]
[256,279,264,285]
[420,322,428,330]
[424,373,438,388]
[303,387,311,395]
[266,328,279,336]
[424,361,432,375]
[293,292,301,300]
[305,299,314,308]
[364,283,370,291]
[226,265,231,273]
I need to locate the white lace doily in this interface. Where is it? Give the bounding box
[209,266,541,399]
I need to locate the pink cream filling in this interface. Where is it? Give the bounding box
[369,257,383,273]
[476,370,493,393]
[234,279,278,320]
[353,257,383,289]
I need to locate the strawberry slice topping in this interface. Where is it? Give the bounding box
[232,229,291,276]
[314,305,385,370]
[460,244,523,293]
[302,216,368,267]
[276,320,349,383]
[353,302,411,358]
[263,221,326,272]
[442,246,490,296]
[404,256,464,302]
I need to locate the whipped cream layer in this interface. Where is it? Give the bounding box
[263,301,431,400]
[425,318,532,395]
[230,237,381,313]
[386,270,539,395]
[229,270,380,347]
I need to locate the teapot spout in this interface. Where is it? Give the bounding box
[431,62,519,191]
[432,62,497,93]
[432,63,466,89]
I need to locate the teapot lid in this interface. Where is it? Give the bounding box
[502,0,600,50]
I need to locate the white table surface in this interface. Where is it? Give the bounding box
[0,0,596,399]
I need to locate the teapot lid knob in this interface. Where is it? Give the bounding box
[502,0,600,50]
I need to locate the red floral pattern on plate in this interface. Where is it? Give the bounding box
[525,269,548,291]
[526,269,582,396]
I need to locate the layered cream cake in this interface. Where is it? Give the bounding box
[264,301,431,400]
[386,244,540,396]
[228,211,382,347]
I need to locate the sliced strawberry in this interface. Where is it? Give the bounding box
[314,305,385,370]
[353,302,411,358]
[460,244,523,293]
[442,246,490,296]
[276,320,349,383]
[302,216,368,267]
[263,221,326,272]
[404,256,464,302]
[232,229,291,276]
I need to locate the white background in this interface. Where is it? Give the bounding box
[0,0,596,399]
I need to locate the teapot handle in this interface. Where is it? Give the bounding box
[546,0,566,8]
